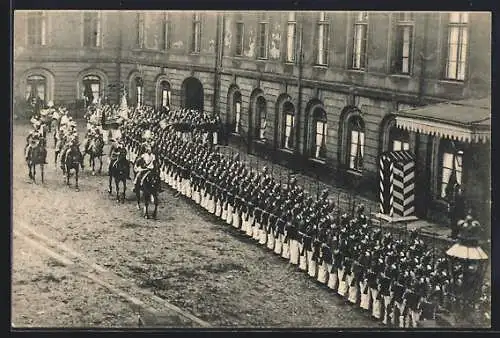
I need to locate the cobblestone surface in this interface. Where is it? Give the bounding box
[12,121,382,328]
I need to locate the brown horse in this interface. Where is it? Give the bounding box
[26,140,47,184]
[63,144,84,191]
[85,136,104,175]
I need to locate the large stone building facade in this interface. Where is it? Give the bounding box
[13,11,491,228]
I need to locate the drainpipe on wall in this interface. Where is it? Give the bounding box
[417,13,430,106]
[116,12,123,105]
[213,13,224,118]
[295,14,304,167]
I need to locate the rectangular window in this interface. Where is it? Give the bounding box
[286,13,296,62]
[192,13,201,53]
[90,83,100,104]
[317,12,329,65]
[284,113,294,149]
[315,121,327,158]
[137,13,145,48]
[36,84,45,101]
[83,12,101,47]
[235,22,244,56]
[163,13,170,50]
[235,102,241,133]
[349,130,365,170]
[259,114,267,140]
[137,86,143,107]
[27,11,46,46]
[352,12,368,70]
[144,12,165,50]
[258,22,269,59]
[162,89,171,107]
[392,140,410,152]
[25,84,32,100]
[393,12,414,74]
[445,12,468,81]
[441,151,463,198]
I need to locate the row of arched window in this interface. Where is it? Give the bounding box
[227,89,394,171]
[227,88,464,201]
[22,71,464,201]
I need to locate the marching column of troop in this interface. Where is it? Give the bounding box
[121,105,472,328]
[25,106,82,166]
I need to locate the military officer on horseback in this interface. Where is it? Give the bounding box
[84,126,102,153]
[133,142,157,193]
[25,122,48,164]
[60,122,82,169]
[59,109,70,130]
[108,137,131,179]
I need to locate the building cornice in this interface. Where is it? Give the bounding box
[14,56,464,105]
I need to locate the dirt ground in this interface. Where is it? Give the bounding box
[12,120,382,328]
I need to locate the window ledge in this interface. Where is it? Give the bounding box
[254,139,267,144]
[134,47,168,52]
[313,64,329,69]
[309,158,326,165]
[256,57,269,61]
[389,73,412,79]
[280,148,294,154]
[346,169,363,177]
[230,132,241,137]
[439,79,465,85]
[347,68,366,73]
[284,61,296,65]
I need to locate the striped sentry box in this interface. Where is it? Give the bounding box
[379,151,416,218]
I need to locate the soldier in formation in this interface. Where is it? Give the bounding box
[118,104,479,328]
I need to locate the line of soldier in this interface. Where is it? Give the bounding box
[121,106,472,328]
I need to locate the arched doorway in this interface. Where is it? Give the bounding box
[181,77,204,112]
[25,74,46,115]
[26,75,46,104]
[131,77,144,107]
[159,80,171,109]
[82,74,101,105]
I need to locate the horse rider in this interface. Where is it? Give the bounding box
[52,106,60,122]
[61,119,77,140]
[132,142,156,193]
[59,109,70,131]
[84,125,102,153]
[108,137,131,179]
[60,122,81,168]
[30,113,41,127]
[87,110,99,131]
[25,122,47,164]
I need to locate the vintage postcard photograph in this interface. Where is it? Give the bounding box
[12,10,491,329]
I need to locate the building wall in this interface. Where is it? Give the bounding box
[14,10,491,221]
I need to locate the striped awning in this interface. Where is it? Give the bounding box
[395,97,490,144]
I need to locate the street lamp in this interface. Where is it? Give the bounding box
[445,213,488,322]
